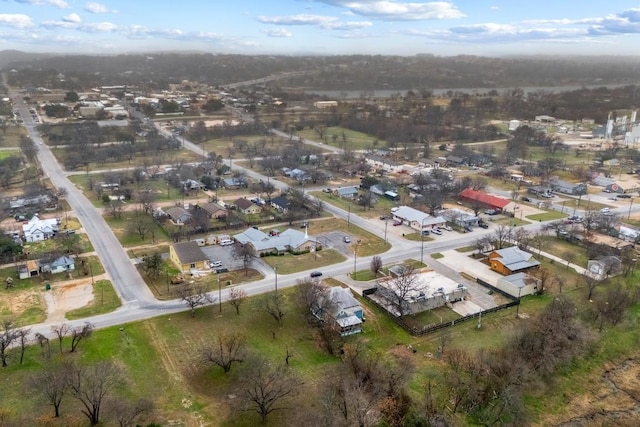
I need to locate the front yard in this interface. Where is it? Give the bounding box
[261,249,346,275]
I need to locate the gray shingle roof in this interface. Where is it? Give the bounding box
[493,247,540,270]
[172,241,208,264]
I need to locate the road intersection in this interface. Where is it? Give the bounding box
[9,93,640,339]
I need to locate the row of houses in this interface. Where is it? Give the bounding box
[17,255,75,279]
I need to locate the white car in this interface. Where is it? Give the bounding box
[431,228,442,235]
[211,260,223,267]
[442,225,452,231]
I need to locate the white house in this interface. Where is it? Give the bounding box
[22,215,60,242]
[391,206,446,232]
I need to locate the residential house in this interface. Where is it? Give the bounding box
[587,256,622,280]
[22,215,60,242]
[234,198,261,215]
[458,188,511,212]
[376,268,468,316]
[488,247,540,276]
[164,206,192,225]
[41,255,75,275]
[182,179,206,191]
[312,287,363,336]
[233,227,318,256]
[365,156,403,174]
[335,187,359,199]
[270,196,290,213]
[496,273,540,298]
[438,208,479,228]
[550,179,587,196]
[196,202,227,219]
[222,178,247,190]
[169,241,210,274]
[392,206,446,231]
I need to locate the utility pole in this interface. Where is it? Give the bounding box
[274,266,278,296]
[629,197,634,219]
[218,273,222,313]
[384,219,388,242]
[347,202,351,228]
[420,218,426,264]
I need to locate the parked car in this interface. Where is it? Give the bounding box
[421,230,430,236]
[521,197,532,202]
[464,226,473,233]
[484,209,498,215]
[393,221,402,226]
[310,271,323,278]
[322,188,332,193]
[215,267,229,273]
[379,215,388,220]
[618,194,632,199]
[211,260,222,268]
[431,228,442,235]
[478,222,489,229]
[343,236,351,243]
[442,225,452,231]
[600,207,610,214]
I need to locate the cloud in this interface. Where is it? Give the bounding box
[261,28,293,37]
[62,12,81,23]
[15,0,68,7]
[315,0,465,21]
[40,19,117,32]
[257,13,371,30]
[0,14,33,29]
[257,14,337,26]
[84,2,108,13]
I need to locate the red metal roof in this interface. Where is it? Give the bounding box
[459,188,510,209]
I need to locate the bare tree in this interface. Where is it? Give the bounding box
[0,321,18,367]
[242,356,299,424]
[531,268,555,295]
[385,265,418,317]
[264,293,286,326]
[137,189,156,215]
[68,360,123,426]
[228,287,248,315]
[70,322,94,353]
[16,326,30,364]
[293,278,327,318]
[109,397,154,427]
[51,323,70,355]
[562,251,577,271]
[491,225,513,250]
[370,255,383,276]
[233,242,256,276]
[200,332,246,373]
[176,282,214,317]
[28,361,71,418]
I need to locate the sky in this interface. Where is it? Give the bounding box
[2,1,640,56]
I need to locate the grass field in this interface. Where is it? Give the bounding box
[65,279,121,320]
[0,149,20,160]
[296,126,382,151]
[528,236,589,268]
[262,249,346,274]
[403,232,435,242]
[526,211,567,221]
[306,217,391,256]
[104,212,170,247]
[311,190,402,219]
[0,125,26,147]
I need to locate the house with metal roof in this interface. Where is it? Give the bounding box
[270,196,290,213]
[496,273,540,297]
[311,286,363,336]
[233,227,318,255]
[439,208,479,228]
[549,179,587,196]
[391,206,446,231]
[169,241,210,274]
[335,186,359,199]
[22,215,59,242]
[458,188,511,211]
[488,247,540,276]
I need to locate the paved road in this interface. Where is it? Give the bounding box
[11,92,635,341]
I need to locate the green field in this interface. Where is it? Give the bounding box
[296,126,383,150]
[262,249,346,275]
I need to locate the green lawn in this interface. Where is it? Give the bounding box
[104,212,170,247]
[0,149,20,160]
[491,217,530,227]
[526,211,567,221]
[311,190,401,219]
[431,253,444,259]
[296,126,382,151]
[403,232,435,242]
[528,236,589,268]
[351,269,377,281]
[65,279,121,320]
[262,249,346,274]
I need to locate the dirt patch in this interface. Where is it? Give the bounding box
[44,281,95,322]
[0,290,42,316]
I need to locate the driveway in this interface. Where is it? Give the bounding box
[200,244,272,276]
[319,231,355,256]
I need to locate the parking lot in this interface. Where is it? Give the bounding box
[319,231,356,256]
[200,244,247,272]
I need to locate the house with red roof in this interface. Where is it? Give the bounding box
[458,188,511,211]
